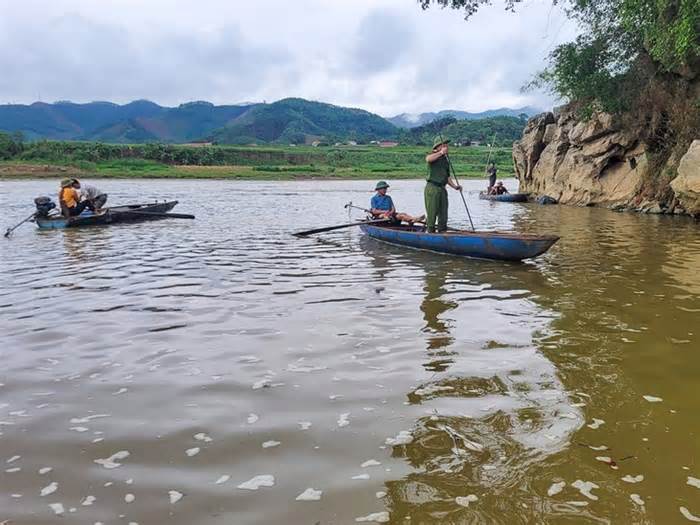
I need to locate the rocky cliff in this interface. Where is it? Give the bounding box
[513,101,700,216]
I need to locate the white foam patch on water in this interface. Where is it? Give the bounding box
[361,459,381,468]
[237,475,275,490]
[126,478,133,484]
[587,419,605,429]
[589,445,608,451]
[215,475,230,485]
[572,480,599,500]
[70,426,89,432]
[48,502,65,515]
[643,395,663,403]
[376,491,387,498]
[194,433,212,443]
[414,385,455,396]
[687,476,700,489]
[71,414,110,424]
[82,495,96,506]
[5,467,20,473]
[385,430,413,446]
[352,474,370,480]
[298,421,312,430]
[168,490,183,504]
[113,388,128,395]
[6,455,20,463]
[262,441,281,449]
[247,413,259,424]
[547,481,566,496]
[680,507,700,522]
[287,363,327,373]
[40,482,58,496]
[455,494,478,507]
[238,355,261,363]
[329,394,343,400]
[355,511,390,523]
[185,447,200,457]
[337,413,350,427]
[630,494,644,506]
[252,379,270,390]
[296,488,323,501]
[567,500,589,507]
[125,493,135,503]
[622,474,644,483]
[94,450,130,469]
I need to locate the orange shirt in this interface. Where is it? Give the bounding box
[59,187,79,208]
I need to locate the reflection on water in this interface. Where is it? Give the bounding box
[0,179,699,525]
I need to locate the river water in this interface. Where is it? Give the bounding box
[1,178,699,524]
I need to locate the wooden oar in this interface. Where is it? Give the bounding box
[293,218,390,237]
[4,212,36,238]
[119,210,195,219]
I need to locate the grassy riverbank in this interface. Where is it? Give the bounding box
[0,143,514,180]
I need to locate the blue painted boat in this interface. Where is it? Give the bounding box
[359,224,558,261]
[479,192,529,202]
[35,201,178,229]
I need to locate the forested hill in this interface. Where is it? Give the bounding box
[0,100,254,143]
[399,115,530,146]
[0,97,532,145]
[388,107,539,128]
[209,98,397,144]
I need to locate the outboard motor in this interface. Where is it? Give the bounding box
[34,196,56,217]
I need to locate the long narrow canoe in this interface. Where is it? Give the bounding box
[479,192,529,202]
[360,224,558,261]
[35,201,178,229]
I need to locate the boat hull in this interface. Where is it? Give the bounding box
[360,224,558,261]
[35,201,178,229]
[479,192,529,202]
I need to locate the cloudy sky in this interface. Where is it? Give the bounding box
[0,0,578,116]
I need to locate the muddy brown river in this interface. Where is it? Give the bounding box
[1,178,699,524]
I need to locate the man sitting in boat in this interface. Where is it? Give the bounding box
[370,181,424,225]
[491,181,509,195]
[72,179,107,211]
[59,178,88,217]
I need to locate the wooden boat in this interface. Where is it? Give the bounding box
[479,192,529,202]
[35,201,178,229]
[359,223,558,261]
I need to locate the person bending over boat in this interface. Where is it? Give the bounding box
[370,181,424,225]
[73,179,107,211]
[491,181,509,195]
[59,178,88,217]
[424,137,462,233]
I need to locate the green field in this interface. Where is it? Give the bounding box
[0,141,514,180]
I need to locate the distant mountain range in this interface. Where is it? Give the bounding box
[0,98,538,144]
[386,107,541,128]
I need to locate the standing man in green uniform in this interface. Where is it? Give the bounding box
[424,137,462,232]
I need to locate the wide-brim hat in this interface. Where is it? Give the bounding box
[375,180,390,190]
[60,178,73,188]
[432,136,451,150]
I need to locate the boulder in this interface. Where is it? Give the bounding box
[671,140,700,215]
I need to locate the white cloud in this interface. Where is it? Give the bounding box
[0,0,578,115]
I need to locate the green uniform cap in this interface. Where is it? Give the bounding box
[375,180,390,190]
[60,178,73,188]
[432,136,451,149]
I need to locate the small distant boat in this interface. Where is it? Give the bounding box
[360,223,558,261]
[479,192,530,202]
[35,201,179,230]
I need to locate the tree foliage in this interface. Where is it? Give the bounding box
[399,115,528,145]
[419,0,699,112]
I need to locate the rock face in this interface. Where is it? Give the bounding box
[512,106,699,215]
[670,140,700,215]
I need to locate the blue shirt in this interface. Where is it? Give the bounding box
[371,194,394,211]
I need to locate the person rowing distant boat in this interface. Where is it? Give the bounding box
[370,181,424,225]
